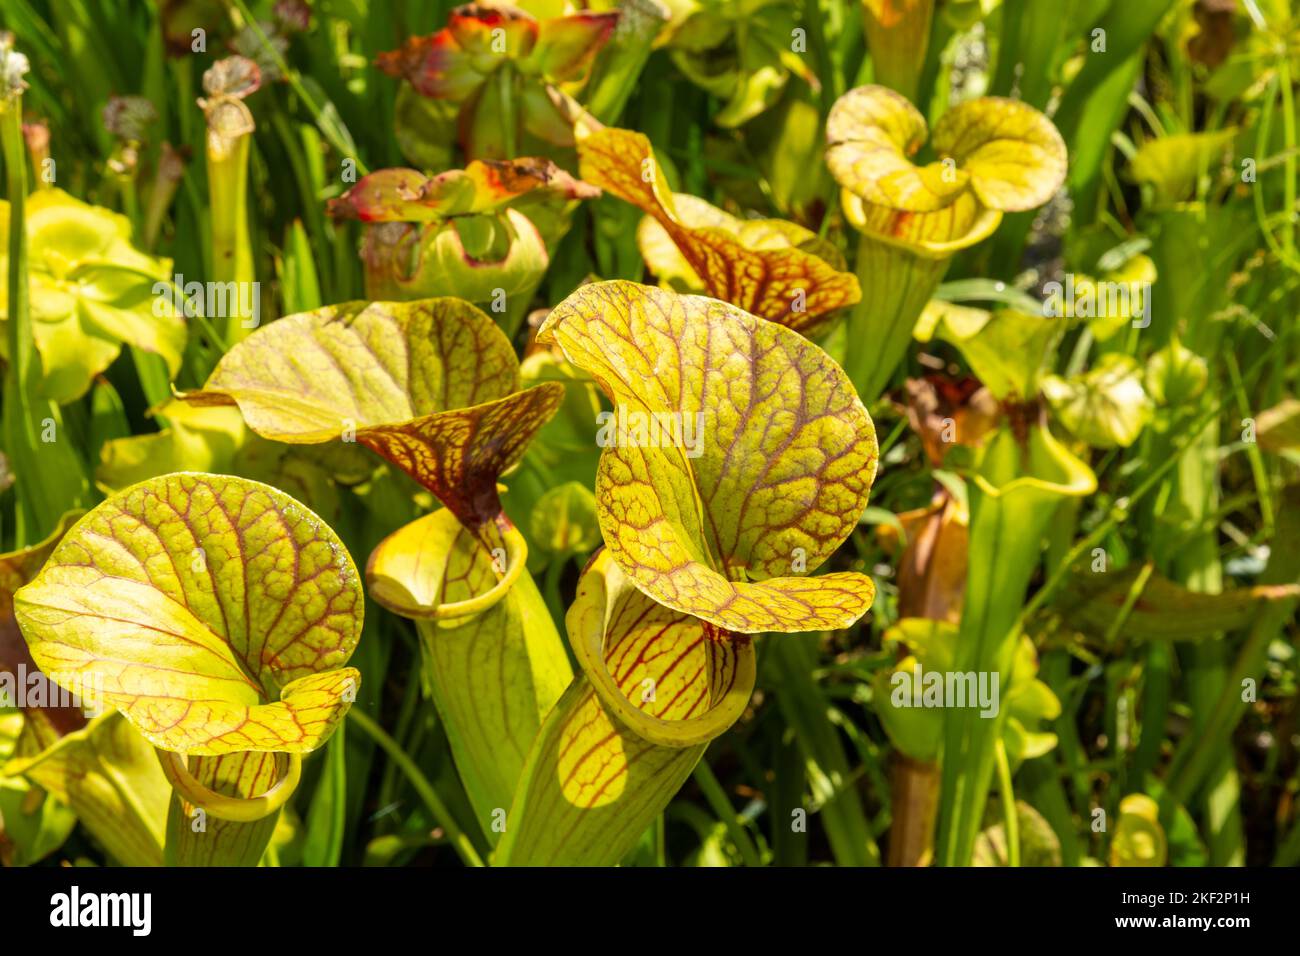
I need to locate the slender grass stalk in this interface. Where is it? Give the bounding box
[0,36,85,542]
[993,739,1019,867]
[496,67,518,159]
[347,709,485,868]
[769,634,881,865]
[226,0,367,174]
[692,760,763,867]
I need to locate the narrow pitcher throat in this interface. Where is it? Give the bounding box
[436,517,528,622]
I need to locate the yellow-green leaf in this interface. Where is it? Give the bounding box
[538,281,878,633]
[96,400,248,492]
[3,712,170,866]
[579,128,861,335]
[928,307,1064,400]
[189,299,564,531]
[1042,354,1152,449]
[827,86,1066,215]
[14,473,363,756]
[529,481,601,557]
[1129,130,1236,205]
[0,189,183,403]
[826,85,966,212]
[0,714,77,865]
[930,96,1068,212]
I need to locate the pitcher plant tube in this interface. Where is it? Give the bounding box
[496,280,879,864]
[917,307,1096,865]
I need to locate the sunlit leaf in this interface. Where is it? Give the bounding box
[826,85,1066,214]
[826,85,963,212]
[189,299,563,532]
[927,307,1064,400]
[1129,129,1236,205]
[0,189,183,403]
[930,96,1068,212]
[4,712,170,866]
[1042,354,1153,448]
[14,473,363,756]
[578,127,860,334]
[97,400,247,492]
[538,281,878,633]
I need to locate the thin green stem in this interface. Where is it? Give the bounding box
[1017,333,1294,628]
[692,760,763,867]
[346,709,485,868]
[994,740,1019,867]
[226,0,368,174]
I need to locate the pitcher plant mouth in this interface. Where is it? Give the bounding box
[568,551,758,749]
[367,513,529,622]
[157,749,302,823]
[843,190,1004,259]
[969,422,1099,502]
